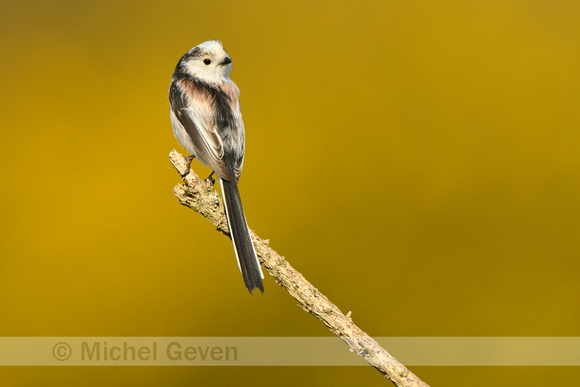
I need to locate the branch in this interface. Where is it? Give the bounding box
[169,149,429,387]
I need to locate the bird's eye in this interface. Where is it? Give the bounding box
[203,58,211,65]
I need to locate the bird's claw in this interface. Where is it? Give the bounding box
[180,154,196,178]
[205,171,216,185]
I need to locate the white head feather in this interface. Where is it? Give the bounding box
[181,40,233,84]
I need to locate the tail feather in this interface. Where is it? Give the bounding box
[220,178,264,293]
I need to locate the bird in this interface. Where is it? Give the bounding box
[168,40,264,294]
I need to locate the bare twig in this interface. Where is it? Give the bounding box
[169,149,429,387]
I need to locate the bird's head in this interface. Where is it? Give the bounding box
[177,40,233,84]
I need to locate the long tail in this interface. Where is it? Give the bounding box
[220,178,264,293]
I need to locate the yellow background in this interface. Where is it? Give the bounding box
[1,0,579,385]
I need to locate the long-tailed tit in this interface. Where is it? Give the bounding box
[169,40,264,294]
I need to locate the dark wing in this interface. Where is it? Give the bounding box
[169,82,232,181]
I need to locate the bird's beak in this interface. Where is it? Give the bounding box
[221,57,232,65]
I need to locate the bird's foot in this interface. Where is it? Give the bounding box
[180,154,196,178]
[205,171,216,185]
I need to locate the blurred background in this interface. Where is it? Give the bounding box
[1,0,579,385]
